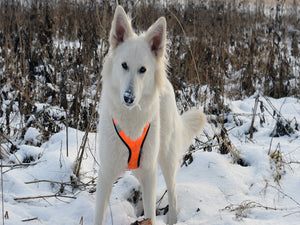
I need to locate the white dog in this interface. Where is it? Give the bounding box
[94,6,206,225]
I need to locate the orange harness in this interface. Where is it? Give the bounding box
[113,118,150,170]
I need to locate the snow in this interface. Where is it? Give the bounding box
[1,97,300,225]
[24,128,41,146]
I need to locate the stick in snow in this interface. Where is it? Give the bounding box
[14,194,76,201]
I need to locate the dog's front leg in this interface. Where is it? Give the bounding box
[94,169,115,225]
[137,167,158,225]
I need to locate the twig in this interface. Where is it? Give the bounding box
[24,179,71,186]
[156,190,167,208]
[1,158,4,225]
[73,68,102,178]
[59,140,63,168]
[262,95,290,124]
[268,130,275,155]
[14,194,76,201]
[167,9,201,86]
[109,201,113,225]
[0,131,15,150]
[79,216,83,225]
[223,200,286,213]
[73,131,89,178]
[25,177,97,191]
[283,210,300,217]
[4,212,8,220]
[285,161,300,165]
[21,217,41,223]
[65,109,69,157]
[0,161,40,168]
[210,121,241,161]
[249,95,259,139]
[86,138,100,167]
[269,185,300,207]
[0,144,10,160]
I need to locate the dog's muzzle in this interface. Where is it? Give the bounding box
[123,90,135,106]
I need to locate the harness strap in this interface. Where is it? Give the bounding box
[112,118,150,170]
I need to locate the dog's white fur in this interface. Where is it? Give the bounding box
[94,6,206,225]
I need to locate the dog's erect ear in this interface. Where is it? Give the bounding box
[145,17,166,58]
[110,6,133,49]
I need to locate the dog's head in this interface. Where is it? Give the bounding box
[105,6,167,109]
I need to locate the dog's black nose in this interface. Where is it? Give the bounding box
[123,91,135,105]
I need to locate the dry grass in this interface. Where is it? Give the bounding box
[0,0,299,174]
[246,0,298,5]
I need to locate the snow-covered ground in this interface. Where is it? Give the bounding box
[1,95,300,225]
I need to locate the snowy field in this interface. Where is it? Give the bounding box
[1,1,300,224]
[1,95,300,225]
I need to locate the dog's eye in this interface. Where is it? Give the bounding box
[122,62,128,70]
[139,66,146,74]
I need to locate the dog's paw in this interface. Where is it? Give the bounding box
[130,218,152,225]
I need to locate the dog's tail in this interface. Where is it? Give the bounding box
[181,109,206,149]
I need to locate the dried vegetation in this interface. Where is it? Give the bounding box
[0,0,299,173]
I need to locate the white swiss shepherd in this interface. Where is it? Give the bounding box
[94,6,206,225]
